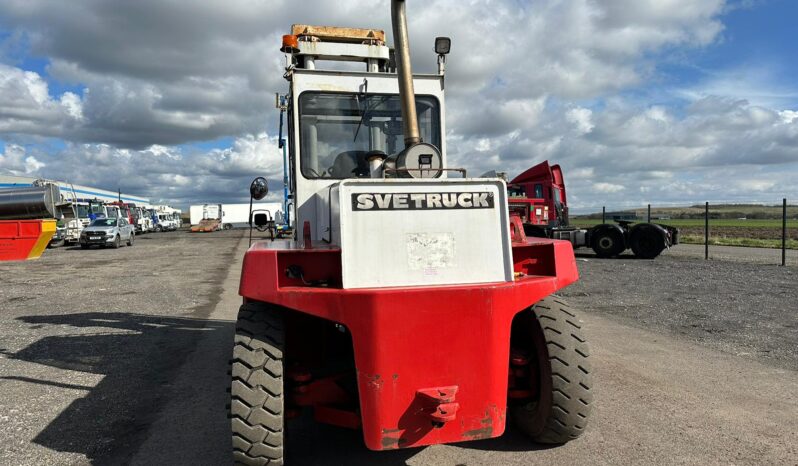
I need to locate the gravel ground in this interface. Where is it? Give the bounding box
[668,242,797,266]
[1,234,796,465]
[564,247,798,370]
[0,230,246,465]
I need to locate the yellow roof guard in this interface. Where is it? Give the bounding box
[291,25,385,45]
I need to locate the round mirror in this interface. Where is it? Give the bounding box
[249,177,269,200]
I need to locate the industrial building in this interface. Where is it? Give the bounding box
[0,174,150,205]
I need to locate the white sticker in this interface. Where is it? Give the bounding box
[406,233,455,271]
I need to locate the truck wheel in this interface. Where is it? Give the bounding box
[631,225,665,259]
[591,228,624,258]
[224,223,233,230]
[111,235,121,249]
[510,297,592,444]
[231,303,284,465]
[127,234,134,246]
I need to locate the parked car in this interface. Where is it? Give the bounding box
[79,217,135,249]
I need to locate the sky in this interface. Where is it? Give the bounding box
[0,0,797,212]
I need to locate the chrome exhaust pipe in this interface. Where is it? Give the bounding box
[391,0,420,147]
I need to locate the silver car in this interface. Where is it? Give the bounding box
[79,217,135,249]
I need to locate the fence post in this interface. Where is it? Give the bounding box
[602,206,605,224]
[783,198,787,267]
[705,201,709,260]
[647,204,651,223]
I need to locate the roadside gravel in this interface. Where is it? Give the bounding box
[564,247,798,370]
[0,230,245,465]
[1,234,796,465]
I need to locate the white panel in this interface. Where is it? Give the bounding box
[336,179,513,289]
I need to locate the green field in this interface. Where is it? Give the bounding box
[571,218,798,228]
[678,235,798,250]
[569,214,798,250]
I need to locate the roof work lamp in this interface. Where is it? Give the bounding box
[435,37,451,75]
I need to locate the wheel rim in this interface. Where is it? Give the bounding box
[598,236,613,250]
[509,309,552,436]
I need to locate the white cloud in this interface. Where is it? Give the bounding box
[0,0,796,210]
[1,134,282,205]
[0,64,82,136]
[0,144,46,174]
[594,182,626,193]
[566,108,594,134]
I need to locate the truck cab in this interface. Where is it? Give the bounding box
[63,202,88,243]
[63,199,108,242]
[509,161,567,228]
[104,205,122,220]
[154,206,179,231]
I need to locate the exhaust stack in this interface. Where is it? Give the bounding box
[391,0,420,147]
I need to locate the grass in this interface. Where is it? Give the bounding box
[571,218,798,228]
[679,234,798,250]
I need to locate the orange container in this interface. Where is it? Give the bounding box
[0,219,56,261]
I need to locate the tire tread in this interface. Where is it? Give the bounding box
[516,297,593,444]
[231,303,284,465]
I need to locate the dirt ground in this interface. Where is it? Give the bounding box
[1,234,796,465]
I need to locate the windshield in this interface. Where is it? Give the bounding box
[90,219,117,227]
[76,205,90,218]
[299,92,440,179]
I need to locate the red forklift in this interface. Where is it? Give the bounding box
[230,3,592,464]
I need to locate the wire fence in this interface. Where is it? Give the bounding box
[583,198,795,267]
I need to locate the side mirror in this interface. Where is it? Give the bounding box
[253,213,269,227]
[250,177,269,200]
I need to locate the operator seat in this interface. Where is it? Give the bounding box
[330,150,370,178]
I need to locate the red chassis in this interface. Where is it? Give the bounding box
[239,237,578,451]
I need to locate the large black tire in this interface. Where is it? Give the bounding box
[231,303,285,465]
[510,297,592,444]
[111,235,121,249]
[630,224,666,259]
[590,227,625,258]
[224,223,233,230]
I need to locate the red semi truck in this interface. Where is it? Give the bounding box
[508,161,679,259]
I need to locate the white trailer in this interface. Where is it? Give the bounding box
[190,203,283,230]
[190,204,222,225]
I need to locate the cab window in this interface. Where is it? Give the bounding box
[298,92,440,179]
